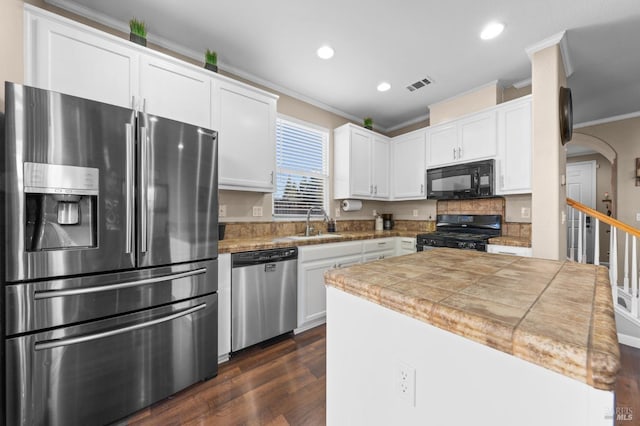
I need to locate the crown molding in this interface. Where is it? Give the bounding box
[574,110,640,129]
[512,78,532,89]
[525,30,574,77]
[385,113,430,133]
[42,0,367,128]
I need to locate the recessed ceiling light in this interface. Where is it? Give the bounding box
[316,45,334,59]
[480,22,505,40]
[377,82,391,92]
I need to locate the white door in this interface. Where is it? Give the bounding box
[458,111,497,162]
[428,123,457,167]
[392,131,426,199]
[372,136,390,199]
[566,161,596,262]
[350,129,373,197]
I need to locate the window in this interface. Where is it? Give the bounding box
[273,116,329,218]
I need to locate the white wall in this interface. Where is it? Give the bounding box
[326,287,614,426]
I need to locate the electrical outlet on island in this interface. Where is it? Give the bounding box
[252,206,263,217]
[219,204,227,217]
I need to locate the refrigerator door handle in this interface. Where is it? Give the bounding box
[34,303,207,351]
[33,267,207,300]
[140,126,149,253]
[125,123,135,254]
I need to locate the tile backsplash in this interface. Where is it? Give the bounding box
[436,197,531,239]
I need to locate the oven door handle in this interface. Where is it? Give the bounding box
[34,303,207,351]
[33,268,207,300]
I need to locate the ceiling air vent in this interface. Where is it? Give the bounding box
[406,77,433,92]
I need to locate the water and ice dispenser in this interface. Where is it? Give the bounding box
[24,162,99,251]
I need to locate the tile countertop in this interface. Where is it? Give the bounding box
[324,248,620,391]
[488,236,532,247]
[218,230,421,254]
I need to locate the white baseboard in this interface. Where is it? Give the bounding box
[618,333,640,349]
[294,318,326,334]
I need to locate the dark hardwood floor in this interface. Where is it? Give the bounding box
[124,325,326,426]
[124,325,640,426]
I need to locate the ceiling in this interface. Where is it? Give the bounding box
[47,0,640,131]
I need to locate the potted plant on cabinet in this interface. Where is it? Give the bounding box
[204,49,218,72]
[129,18,147,46]
[363,117,373,130]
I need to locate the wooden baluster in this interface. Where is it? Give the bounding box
[594,219,600,266]
[578,211,583,263]
[624,233,630,293]
[633,236,638,318]
[583,214,588,262]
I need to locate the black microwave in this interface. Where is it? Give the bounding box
[426,159,494,200]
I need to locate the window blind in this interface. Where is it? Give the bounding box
[274,118,329,217]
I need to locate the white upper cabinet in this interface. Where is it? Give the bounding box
[427,110,497,168]
[372,135,390,198]
[391,129,426,200]
[139,55,211,128]
[334,124,389,200]
[25,7,138,109]
[25,6,279,193]
[495,96,532,195]
[212,79,278,192]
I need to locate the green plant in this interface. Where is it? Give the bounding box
[364,117,373,128]
[205,49,217,66]
[129,18,147,38]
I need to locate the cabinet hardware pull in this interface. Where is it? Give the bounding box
[370,185,373,194]
[35,268,207,299]
[458,147,462,158]
[34,303,207,350]
[270,171,274,184]
[452,147,456,159]
[420,183,424,194]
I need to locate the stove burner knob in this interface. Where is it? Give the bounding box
[468,242,476,249]
[457,242,466,249]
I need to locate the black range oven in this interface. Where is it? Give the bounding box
[416,214,501,252]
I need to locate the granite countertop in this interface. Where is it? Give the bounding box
[218,230,421,254]
[488,236,532,248]
[324,248,620,390]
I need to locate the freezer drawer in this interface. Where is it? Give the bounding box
[5,260,216,335]
[5,293,218,426]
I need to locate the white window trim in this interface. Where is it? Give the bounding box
[273,114,330,220]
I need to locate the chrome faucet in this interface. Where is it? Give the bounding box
[305,206,329,236]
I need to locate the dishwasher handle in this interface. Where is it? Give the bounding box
[232,247,298,267]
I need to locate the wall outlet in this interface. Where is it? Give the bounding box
[636,213,640,222]
[252,206,263,217]
[372,209,377,217]
[521,207,531,219]
[397,361,416,407]
[335,207,341,218]
[219,204,227,217]
[413,209,419,217]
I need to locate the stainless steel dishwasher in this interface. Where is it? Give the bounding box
[231,247,298,351]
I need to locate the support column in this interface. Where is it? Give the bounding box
[531,44,567,260]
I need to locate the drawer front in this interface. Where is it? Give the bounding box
[6,293,218,426]
[362,238,395,253]
[299,241,363,262]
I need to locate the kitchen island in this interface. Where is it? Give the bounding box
[324,248,619,426]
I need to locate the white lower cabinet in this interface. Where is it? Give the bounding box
[396,237,417,255]
[487,244,532,257]
[297,241,362,331]
[362,238,396,263]
[217,253,231,362]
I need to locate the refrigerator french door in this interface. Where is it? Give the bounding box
[2,82,219,426]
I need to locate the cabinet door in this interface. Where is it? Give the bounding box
[392,131,426,199]
[496,99,532,194]
[362,249,396,263]
[350,128,373,197]
[214,79,277,192]
[372,136,390,199]
[298,254,361,329]
[26,11,137,109]
[458,111,497,162]
[428,123,458,167]
[139,55,211,128]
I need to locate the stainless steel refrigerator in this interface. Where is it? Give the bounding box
[1,82,219,426]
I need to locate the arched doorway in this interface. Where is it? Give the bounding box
[565,133,618,265]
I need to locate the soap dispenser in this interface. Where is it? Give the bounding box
[375,215,383,231]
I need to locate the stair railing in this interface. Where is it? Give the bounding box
[567,198,640,318]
